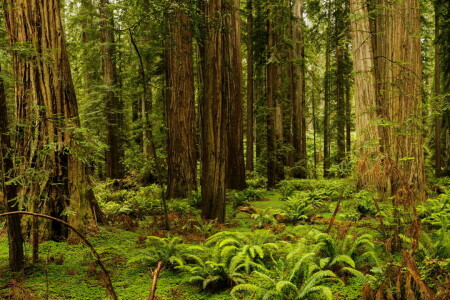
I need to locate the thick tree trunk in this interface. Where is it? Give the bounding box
[201,0,227,222]
[246,0,255,172]
[374,0,425,202]
[0,67,24,271]
[224,0,246,190]
[100,0,124,179]
[166,1,197,199]
[349,0,379,188]
[3,0,95,240]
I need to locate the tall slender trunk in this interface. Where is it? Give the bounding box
[266,9,278,188]
[291,0,307,178]
[323,27,331,178]
[0,67,24,271]
[336,44,346,166]
[434,3,442,177]
[166,1,197,199]
[201,0,227,222]
[246,0,255,172]
[224,0,246,190]
[100,0,124,179]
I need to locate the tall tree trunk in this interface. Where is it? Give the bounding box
[0,67,24,271]
[266,8,278,188]
[336,44,346,166]
[166,1,197,199]
[224,0,246,190]
[323,25,331,178]
[246,0,255,172]
[100,0,124,179]
[373,0,425,202]
[345,77,351,154]
[349,0,379,188]
[291,0,307,178]
[434,3,442,177]
[3,0,95,240]
[201,0,227,222]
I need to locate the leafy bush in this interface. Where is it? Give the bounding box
[276,179,356,200]
[282,192,324,223]
[354,190,377,218]
[246,177,267,189]
[97,184,161,221]
[187,189,202,208]
[251,208,282,229]
[417,194,450,228]
[277,181,296,199]
[127,235,188,269]
[231,251,337,300]
[228,188,264,208]
[179,242,265,290]
[310,231,379,281]
[206,231,280,269]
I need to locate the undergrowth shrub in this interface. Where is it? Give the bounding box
[127,235,188,269]
[231,251,337,300]
[309,230,379,282]
[282,192,324,223]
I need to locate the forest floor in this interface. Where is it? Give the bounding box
[0,178,448,299]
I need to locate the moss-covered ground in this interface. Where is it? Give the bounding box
[0,178,448,299]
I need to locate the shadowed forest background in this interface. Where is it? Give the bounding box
[0,0,450,299]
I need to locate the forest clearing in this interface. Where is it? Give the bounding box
[1,0,450,299]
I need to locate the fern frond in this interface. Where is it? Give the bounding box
[298,286,333,300]
[275,280,297,295]
[330,254,355,268]
[203,275,221,290]
[342,267,368,285]
[230,284,259,299]
[289,252,316,283]
[358,251,380,267]
[297,270,336,299]
[218,237,242,248]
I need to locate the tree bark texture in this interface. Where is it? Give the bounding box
[0,67,24,271]
[166,1,197,199]
[434,3,442,177]
[373,0,425,202]
[291,0,307,178]
[201,0,227,222]
[100,0,124,179]
[266,9,278,189]
[3,0,95,239]
[246,0,255,172]
[224,0,246,190]
[350,0,425,202]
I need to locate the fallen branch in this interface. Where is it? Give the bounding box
[149,261,164,300]
[326,200,341,234]
[0,211,117,300]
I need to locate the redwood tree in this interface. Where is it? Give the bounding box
[0,66,24,271]
[3,0,94,240]
[100,0,124,179]
[224,0,246,190]
[201,0,227,222]
[166,1,197,199]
